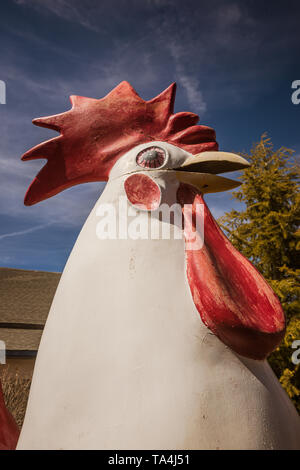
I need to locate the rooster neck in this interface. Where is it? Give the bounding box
[62,174,209,341]
[18,177,300,450]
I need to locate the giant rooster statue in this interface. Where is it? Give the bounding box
[17,82,300,449]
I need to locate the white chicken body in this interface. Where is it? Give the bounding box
[18,169,300,450]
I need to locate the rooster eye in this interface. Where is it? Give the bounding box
[136,146,168,169]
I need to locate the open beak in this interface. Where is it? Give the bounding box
[175,151,250,193]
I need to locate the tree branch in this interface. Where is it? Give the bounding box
[219,223,251,247]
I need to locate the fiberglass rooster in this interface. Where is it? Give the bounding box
[17,82,300,449]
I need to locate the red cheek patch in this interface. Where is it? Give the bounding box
[124,173,161,211]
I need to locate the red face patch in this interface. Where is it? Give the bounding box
[124,173,161,211]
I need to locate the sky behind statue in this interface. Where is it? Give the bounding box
[0,0,299,271]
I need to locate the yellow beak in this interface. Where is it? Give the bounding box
[175,151,249,194]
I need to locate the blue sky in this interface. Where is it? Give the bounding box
[0,0,299,272]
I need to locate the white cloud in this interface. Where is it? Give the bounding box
[156,31,207,115]
[14,0,99,31]
[175,73,207,115]
[0,222,54,240]
[217,3,242,27]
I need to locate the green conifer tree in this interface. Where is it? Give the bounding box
[219,134,300,412]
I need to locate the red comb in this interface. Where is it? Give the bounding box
[22,81,218,205]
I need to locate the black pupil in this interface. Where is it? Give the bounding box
[144,150,159,161]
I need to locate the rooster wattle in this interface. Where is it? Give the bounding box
[17,82,300,449]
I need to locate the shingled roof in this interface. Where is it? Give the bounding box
[0,268,61,357]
